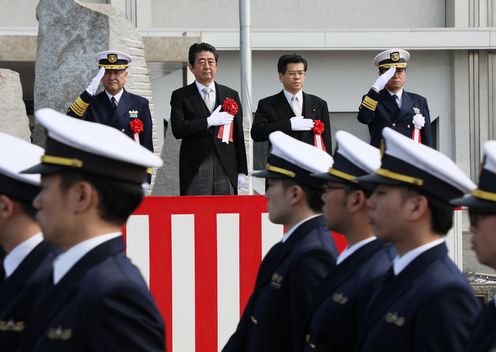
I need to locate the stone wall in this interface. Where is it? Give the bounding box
[0,69,31,141]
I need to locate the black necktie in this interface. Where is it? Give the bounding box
[111,97,117,111]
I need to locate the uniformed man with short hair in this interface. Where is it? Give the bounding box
[222,131,338,352]
[303,131,395,352]
[357,49,432,148]
[0,133,58,351]
[355,128,480,352]
[18,109,165,351]
[452,141,496,352]
[67,50,153,153]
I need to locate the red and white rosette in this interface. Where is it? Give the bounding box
[411,107,425,144]
[312,120,326,151]
[130,118,144,144]
[217,98,239,144]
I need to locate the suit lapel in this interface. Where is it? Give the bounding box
[114,89,131,123]
[360,243,448,339]
[274,90,293,120]
[22,237,125,347]
[380,90,399,120]
[397,91,414,122]
[257,216,325,288]
[308,239,385,315]
[188,83,212,118]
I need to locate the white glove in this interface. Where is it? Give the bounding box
[372,67,396,92]
[85,67,106,95]
[237,173,248,189]
[290,116,314,131]
[207,105,234,127]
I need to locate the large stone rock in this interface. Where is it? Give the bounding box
[0,69,31,141]
[33,0,157,156]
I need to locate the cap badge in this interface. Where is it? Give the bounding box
[390,52,400,62]
[107,54,118,63]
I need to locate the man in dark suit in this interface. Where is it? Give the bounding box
[303,131,395,352]
[251,54,332,153]
[357,49,432,148]
[67,50,153,153]
[0,133,57,351]
[170,42,248,195]
[355,127,479,352]
[19,108,165,351]
[451,140,496,352]
[222,131,338,352]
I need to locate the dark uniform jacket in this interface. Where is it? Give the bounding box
[18,237,165,352]
[468,302,496,352]
[67,89,153,152]
[303,239,395,352]
[170,82,248,195]
[222,215,338,352]
[0,241,56,351]
[357,88,432,148]
[251,90,332,153]
[356,243,480,352]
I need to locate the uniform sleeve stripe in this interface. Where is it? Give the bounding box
[361,96,378,111]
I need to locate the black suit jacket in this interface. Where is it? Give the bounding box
[356,243,480,352]
[357,88,432,148]
[67,89,153,152]
[468,302,496,352]
[251,90,332,153]
[303,239,395,352]
[18,237,165,352]
[170,82,248,194]
[0,241,56,351]
[222,215,338,352]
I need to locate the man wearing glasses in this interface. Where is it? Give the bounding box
[452,141,496,352]
[251,54,332,153]
[303,131,395,352]
[357,49,432,148]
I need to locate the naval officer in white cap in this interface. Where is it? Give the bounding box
[18,109,165,352]
[355,128,479,352]
[357,49,432,149]
[223,131,338,352]
[452,141,496,352]
[67,50,154,162]
[303,131,395,352]
[0,133,58,351]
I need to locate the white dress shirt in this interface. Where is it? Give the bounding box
[53,232,121,284]
[105,89,124,106]
[283,89,303,116]
[336,236,377,265]
[195,81,216,98]
[282,214,320,243]
[387,88,403,108]
[393,238,445,275]
[3,233,43,278]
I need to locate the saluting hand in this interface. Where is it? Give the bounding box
[85,67,106,96]
[372,67,396,92]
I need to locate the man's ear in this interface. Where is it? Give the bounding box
[407,195,429,221]
[288,185,304,206]
[0,195,15,219]
[71,181,97,214]
[348,190,366,214]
